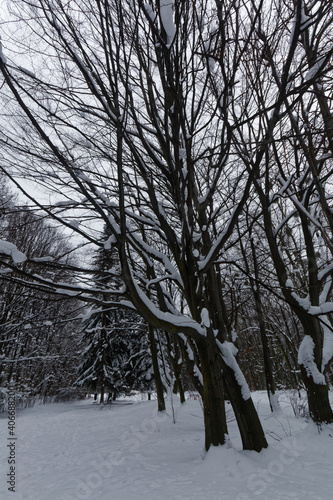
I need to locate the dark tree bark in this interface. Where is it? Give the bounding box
[222,363,268,452]
[301,368,333,424]
[165,333,186,404]
[250,235,278,412]
[197,338,228,450]
[148,324,166,412]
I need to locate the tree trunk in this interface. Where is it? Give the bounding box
[166,333,186,404]
[100,386,104,405]
[299,318,333,424]
[250,236,279,412]
[148,324,166,412]
[301,368,333,424]
[175,377,185,404]
[198,333,266,451]
[197,340,228,450]
[182,337,204,398]
[100,346,105,405]
[222,364,268,452]
[258,310,279,412]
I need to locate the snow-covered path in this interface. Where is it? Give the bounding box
[1,393,333,500]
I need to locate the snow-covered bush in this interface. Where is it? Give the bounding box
[0,387,7,412]
[53,387,86,403]
[289,390,309,420]
[0,387,36,412]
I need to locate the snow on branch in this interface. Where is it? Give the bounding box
[305,56,327,81]
[0,239,27,264]
[291,294,333,317]
[218,340,251,400]
[127,264,206,338]
[321,318,333,372]
[318,264,333,284]
[0,36,7,64]
[2,355,64,363]
[160,1,176,46]
[298,335,325,385]
[143,3,157,23]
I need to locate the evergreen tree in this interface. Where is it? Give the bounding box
[75,227,154,402]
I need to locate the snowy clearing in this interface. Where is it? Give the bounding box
[1,392,333,500]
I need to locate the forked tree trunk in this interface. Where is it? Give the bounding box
[222,363,268,451]
[197,320,267,451]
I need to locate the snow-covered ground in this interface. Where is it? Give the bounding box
[1,391,333,500]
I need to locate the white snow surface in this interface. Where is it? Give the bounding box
[1,391,333,499]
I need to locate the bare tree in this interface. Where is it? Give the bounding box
[0,0,272,451]
[0,186,81,398]
[227,0,333,423]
